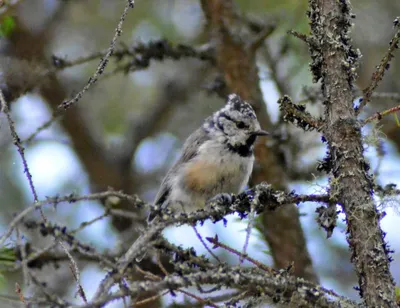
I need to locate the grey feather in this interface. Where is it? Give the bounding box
[148,126,210,222]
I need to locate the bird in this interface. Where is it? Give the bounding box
[136,93,268,261]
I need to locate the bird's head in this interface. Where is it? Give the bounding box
[204,94,268,156]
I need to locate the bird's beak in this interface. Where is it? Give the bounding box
[252,130,269,136]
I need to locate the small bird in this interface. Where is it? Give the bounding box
[137,93,268,260]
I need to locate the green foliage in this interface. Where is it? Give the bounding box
[0,16,16,37]
[0,246,16,289]
[0,246,16,268]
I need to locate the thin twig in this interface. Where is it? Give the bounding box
[13,241,58,270]
[135,265,161,281]
[192,226,221,263]
[239,196,256,265]
[206,235,276,274]
[71,211,110,234]
[23,0,135,144]
[363,103,400,124]
[133,291,169,307]
[0,190,143,248]
[156,252,169,276]
[60,241,87,304]
[357,17,400,114]
[287,30,312,45]
[14,282,25,305]
[0,89,45,220]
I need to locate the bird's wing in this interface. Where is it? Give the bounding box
[148,126,210,222]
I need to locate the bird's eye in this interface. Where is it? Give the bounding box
[236,122,246,129]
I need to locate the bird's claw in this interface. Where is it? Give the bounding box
[209,193,234,205]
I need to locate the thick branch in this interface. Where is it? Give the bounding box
[307,0,396,306]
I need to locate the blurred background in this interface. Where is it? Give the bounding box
[0,0,399,307]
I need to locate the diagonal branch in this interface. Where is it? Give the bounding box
[357,17,400,114]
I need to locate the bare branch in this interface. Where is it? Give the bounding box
[363,103,400,124]
[0,89,44,219]
[51,40,214,71]
[357,17,400,114]
[23,0,135,145]
[206,235,276,274]
[0,190,144,248]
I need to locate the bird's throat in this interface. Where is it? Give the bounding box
[226,135,256,157]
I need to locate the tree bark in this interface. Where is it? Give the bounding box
[308,0,396,306]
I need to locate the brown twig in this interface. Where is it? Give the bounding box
[14,282,25,305]
[0,90,90,302]
[133,291,169,307]
[357,17,400,114]
[192,226,221,263]
[363,104,400,124]
[92,183,330,299]
[156,252,169,277]
[135,265,161,281]
[206,235,276,274]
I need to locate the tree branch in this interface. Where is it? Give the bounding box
[307,0,396,306]
[278,95,323,131]
[92,183,329,298]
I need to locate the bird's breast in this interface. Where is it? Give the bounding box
[182,144,254,198]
